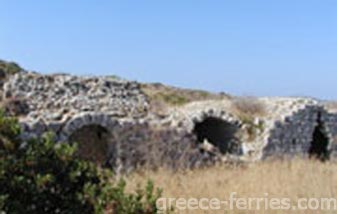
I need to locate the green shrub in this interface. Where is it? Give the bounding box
[0,111,162,214]
[0,60,22,76]
[152,92,190,106]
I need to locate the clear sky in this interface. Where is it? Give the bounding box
[1,1,336,99]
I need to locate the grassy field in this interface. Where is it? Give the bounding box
[126,159,337,214]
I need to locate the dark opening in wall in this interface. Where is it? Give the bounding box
[309,113,330,161]
[193,117,239,154]
[69,125,110,165]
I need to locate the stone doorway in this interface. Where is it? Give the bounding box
[69,125,110,165]
[193,117,239,154]
[309,113,330,161]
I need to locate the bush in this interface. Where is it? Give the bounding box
[0,60,22,76]
[0,111,162,214]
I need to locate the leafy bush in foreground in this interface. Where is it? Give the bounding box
[0,111,161,214]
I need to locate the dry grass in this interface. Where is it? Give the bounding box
[324,101,337,113]
[231,97,267,142]
[126,159,337,214]
[231,96,266,118]
[141,83,230,114]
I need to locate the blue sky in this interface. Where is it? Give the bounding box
[1,0,336,99]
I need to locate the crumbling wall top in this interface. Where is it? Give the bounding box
[3,71,149,123]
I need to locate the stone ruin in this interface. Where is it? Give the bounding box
[3,69,337,171]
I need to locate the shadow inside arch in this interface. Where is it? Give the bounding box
[192,116,240,154]
[309,112,330,161]
[69,124,111,165]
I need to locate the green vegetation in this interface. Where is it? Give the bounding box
[153,91,190,106]
[141,83,228,108]
[0,60,22,77]
[0,110,162,214]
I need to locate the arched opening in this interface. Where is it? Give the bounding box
[69,125,110,165]
[193,117,239,154]
[309,113,329,161]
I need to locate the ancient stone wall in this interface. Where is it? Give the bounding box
[321,109,337,159]
[262,105,322,159]
[3,70,337,171]
[4,71,149,121]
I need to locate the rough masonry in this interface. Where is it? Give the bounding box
[3,68,337,171]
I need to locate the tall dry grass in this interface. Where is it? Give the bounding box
[231,96,266,118]
[125,159,337,214]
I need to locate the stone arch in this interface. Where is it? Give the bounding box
[69,125,110,164]
[61,113,118,137]
[193,116,239,154]
[178,108,240,131]
[183,109,241,155]
[60,113,118,165]
[309,112,330,161]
